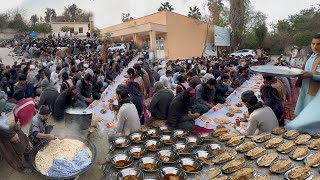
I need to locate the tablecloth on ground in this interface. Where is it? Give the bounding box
[195,76,264,130]
[90,55,142,125]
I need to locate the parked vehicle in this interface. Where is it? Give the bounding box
[230,49,256,57]
[108,43,126,51]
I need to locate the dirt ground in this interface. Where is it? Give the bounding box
[0,115,110,180]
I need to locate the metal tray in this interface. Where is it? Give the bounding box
[250,65,303,77]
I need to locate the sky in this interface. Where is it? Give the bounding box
[0,0,319,29]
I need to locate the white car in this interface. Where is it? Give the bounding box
[108,43,126,51]
[230,49,256,57]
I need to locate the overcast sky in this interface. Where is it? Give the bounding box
[1,0,319,29]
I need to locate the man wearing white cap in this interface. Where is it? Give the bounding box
[26,65,37,85]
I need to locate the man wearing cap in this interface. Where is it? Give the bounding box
[29,106,55,146]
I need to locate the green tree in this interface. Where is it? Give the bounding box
[121,13,134,22]
[0,13,9,32]
[158,2,174,12]
[44,8,57,22]
[103,32,112,43]
[62,4,91,22]
[30,14,38,26]
[254,22,268,47]
[94,28,101,37]
[60,26,70,33]
[207,0,225,25]
[229,0,250,50]
[293,31,315,47]
[35,23,52,36]
[188,6,202,20]
[8,13,28,32]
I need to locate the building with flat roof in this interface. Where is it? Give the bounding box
[101,11,215,60]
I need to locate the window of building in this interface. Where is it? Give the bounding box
[79,27,83,34]
[70,27,74,33]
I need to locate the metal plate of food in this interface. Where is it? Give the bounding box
[284,166,311,180]
[146,128,161,138]
[257,152,278,167]
[184,136,204,147]
[304,153,320,167]
[245,147,266,160]
[250,65,303,77]
[138,157,162,172]
[112,137,132,148]
[159,126,172,134]
[289,146,309,161]
[144,139,163,152]
[194,150,213,165]
[156,150,179,164]
[269,159,293,174]
[129,133,147,143]
[172,143,193,155]
[173,129,190,139]
[127,146,147,159]
[221,157,245,174]
[116,168,144,180]
[307,139,320,150]
[111,154,134,169]
[199,133,214,141]
[159,167,187,180]
[177,158,203,174]
[159,135,177,145]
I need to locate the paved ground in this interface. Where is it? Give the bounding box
[0,51,299,179]
[0,117,109,180]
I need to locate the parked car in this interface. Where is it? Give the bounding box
[230,49,256,57]
[108,43,126,51]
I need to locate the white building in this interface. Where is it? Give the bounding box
[50,22,90,37]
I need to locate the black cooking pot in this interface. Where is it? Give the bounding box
[29,136,97,179]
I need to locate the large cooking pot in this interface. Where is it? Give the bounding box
[29,136,97,179]
[65,108,93,130]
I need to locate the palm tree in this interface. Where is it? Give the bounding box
[158,2,174,12]
[229,0,249,50]
[188,6,202,20]
[121,13,134,22]
[30,14,38,26]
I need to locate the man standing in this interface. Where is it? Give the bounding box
[295,34,320,116]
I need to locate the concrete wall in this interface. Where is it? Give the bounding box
[165,11,214,60]
[51,22,89,37]
[0,28,17,40]
[101,11,167,34]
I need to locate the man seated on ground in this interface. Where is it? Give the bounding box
[193,78,216,114]
[159,70,174,90]
[28,106,56,146]
[176,75,190,95]
[0,90,15,114]
[14,74,33,98]
[109,85,141,135]
[148,82,174,123]
[74,73,93,108]
[234,90,279,135]
[12,90,36,126]
[34,69,48,96]
[260,75,284,126]
[214,74,230,104]
[167,88,199,131]
[38,79,59,113]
